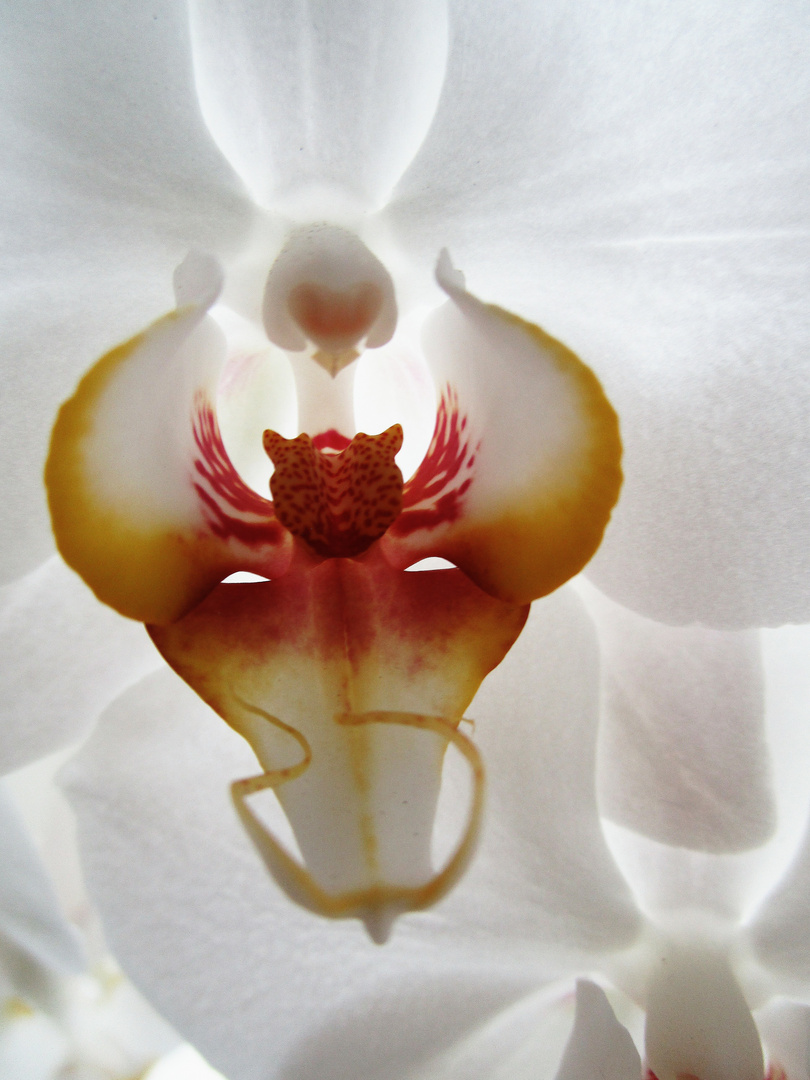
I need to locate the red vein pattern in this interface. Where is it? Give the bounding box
[191,396,286,548]
[392,385,478,537]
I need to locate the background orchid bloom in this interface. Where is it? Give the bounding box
[1,0,809,1075]
[0,776,220,1079]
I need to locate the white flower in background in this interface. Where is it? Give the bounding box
[1,0,809,1077]
[0,775,221,1079]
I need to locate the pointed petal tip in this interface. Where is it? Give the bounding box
[554,980,640,1080]
[359,903,402,945]
[435,248,465,293]
[173,250,224,310]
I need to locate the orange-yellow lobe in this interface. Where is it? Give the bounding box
[264,426,404,558]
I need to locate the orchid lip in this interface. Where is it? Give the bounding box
[45,236,620,933]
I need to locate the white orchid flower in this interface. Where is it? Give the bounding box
[1,0,809,1073]
[28,0,625,941]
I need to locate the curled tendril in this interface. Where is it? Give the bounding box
[230,709,485,943]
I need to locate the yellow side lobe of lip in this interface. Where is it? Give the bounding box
[444,308,622,605]
[45,315,228,624]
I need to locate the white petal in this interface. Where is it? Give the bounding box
[0,1009,67,1080]
[750,815,810,986]
[3,1,246,224]
[0,558,162,775]
[582,586,775,853]
[433,587,641,961]
[389,1,809,293]
[603,621,810,926]
[554,981,640,1080]
[63,669,545,1079]
[387,1,810,628]
[736,625,810,983]
[188,0,449,211]
[0,784,84,976]
[756,999,810,1080]
[1,3,253,585]
[644,939,764,1080]
[405,984,579,1080]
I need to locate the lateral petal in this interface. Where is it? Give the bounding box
[148,552,527,930]
[383,257,621,604]
[45,255,292,625]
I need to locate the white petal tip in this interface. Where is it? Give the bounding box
[554,981,641,1080]
[173,251,224,310]
[359,904,401,945]
[435,249,466,294]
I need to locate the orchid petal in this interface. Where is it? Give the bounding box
[402,986,580,1080]
[750,806,810,987]
[582,586,774,853]
[148,553,527,931]
[0,558,161,775]
[603,620,810,927]
[554,981,640,1080]
[188,0,449,212]
[0,785,84,977]
[711,624,810,982]
[756,1000,810,1080]
[644,939,764,1080]
[0,0,254,586]
[432,588,641,960]
[382,257,622,605]
[2,1,247,221]
[45,255,293,625]
[386,0,810,628]
[63,668,547,1079]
